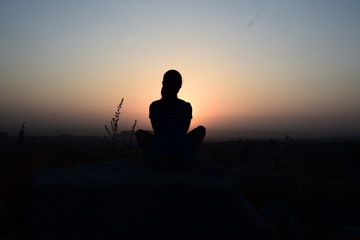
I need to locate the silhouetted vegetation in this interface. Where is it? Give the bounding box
[17,122,25,147]
[105,99,123,147]
[104,98,137,158]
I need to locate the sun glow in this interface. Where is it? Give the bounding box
[1,1,359,138]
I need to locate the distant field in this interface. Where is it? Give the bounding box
[1,136,359,238]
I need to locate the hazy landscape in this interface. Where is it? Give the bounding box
[1,134,359,239]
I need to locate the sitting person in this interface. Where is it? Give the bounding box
[136,70,206,170]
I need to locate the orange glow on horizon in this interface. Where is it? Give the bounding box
[1,1,360,138]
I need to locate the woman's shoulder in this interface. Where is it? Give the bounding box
[150,99,161,109]
[150,99,192,113]
[177,98,192,107]
[150,99,161,105]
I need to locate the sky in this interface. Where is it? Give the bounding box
[1,0,360,140]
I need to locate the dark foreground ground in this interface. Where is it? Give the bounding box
[0,135,359,239]
[202,137,360,239]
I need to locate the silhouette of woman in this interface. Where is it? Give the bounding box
[136,70,206,170]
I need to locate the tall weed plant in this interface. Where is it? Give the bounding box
[104,98,137,157]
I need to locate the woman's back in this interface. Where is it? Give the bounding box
[135,69,206,170]
[150,99,192,155]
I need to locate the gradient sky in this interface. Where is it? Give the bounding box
[1,0,360,139]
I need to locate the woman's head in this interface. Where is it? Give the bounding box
[161,70,182,99]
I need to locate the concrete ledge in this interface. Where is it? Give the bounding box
[28,157,270,239]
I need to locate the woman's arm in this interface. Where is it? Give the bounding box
[151,118,158,136]
[184,118,191,134]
